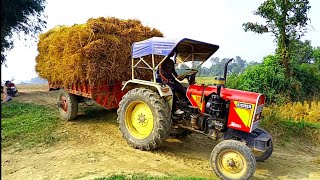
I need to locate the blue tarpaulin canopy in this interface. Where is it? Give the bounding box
[132,37,220,62]
[132,37,177,58]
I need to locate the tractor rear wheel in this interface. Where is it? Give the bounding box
[117,88,172,150]
[58,89,78,121]
[210,140,256,180]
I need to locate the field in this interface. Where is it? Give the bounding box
[1,84,320,180]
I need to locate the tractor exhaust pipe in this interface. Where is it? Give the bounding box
[213,58,233,97]
[223,58,234,85]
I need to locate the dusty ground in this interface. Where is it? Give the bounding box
[1,84,320,180]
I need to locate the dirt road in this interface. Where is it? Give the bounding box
[2,85,320,180]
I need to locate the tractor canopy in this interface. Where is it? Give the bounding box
[132,37,219,63]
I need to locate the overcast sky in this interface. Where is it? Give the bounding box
[2,0,320,83]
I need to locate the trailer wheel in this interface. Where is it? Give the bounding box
[255,138,273,162]
[210,140,256,180]
[117,88,171,150]
[58,89,78,121]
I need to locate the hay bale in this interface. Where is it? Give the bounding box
[35,17,163,86]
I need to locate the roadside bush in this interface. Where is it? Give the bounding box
[228,55,290,104]
[293,63,320,101]
[228,54,320,104]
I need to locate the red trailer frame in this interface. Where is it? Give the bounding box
[50,81,126,110]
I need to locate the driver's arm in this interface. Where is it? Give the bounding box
[159,63,169,83]
[173,68,184,81]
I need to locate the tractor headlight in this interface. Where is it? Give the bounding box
[255,112,262,121]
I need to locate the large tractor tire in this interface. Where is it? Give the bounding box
[117,88,172,150]
[58,89,78,121]
[210,140,256,180]
[255,138,273,162]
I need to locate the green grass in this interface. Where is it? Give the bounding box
[1,102,61,149]
[95,173,210,180]
[260,109,320,145]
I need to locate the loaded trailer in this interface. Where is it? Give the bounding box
[50,37,273,180]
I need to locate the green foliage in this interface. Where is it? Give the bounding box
[313,46,320,68]
[243,0,310,40]
[177,56,257,77]
[1,0,47,64]
[289,39,314,63]
[227,52,320,103]
[208,57,249,76]
[294,63,320,99]
[243,0,311,77]
[1,102,60,149]
[228,55,290,103]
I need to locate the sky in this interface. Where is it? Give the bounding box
[1,0,320,83]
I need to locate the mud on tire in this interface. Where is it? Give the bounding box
[117,88,172,150]
[210,140,256,180]
[58,89,78,121]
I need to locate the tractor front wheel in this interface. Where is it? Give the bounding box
[58,89,78,121]
[117,88,172,150]
[210,140,256,180]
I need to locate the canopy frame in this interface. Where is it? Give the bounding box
[131,37,219,82]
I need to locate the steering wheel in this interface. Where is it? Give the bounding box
[177,69,198,80]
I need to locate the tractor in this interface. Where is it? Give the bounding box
[118,37,273,180]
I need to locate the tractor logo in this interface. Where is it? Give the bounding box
[236,102,253,110]
[229,122,242,128]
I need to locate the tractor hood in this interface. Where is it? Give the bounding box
[132,37,219,62]
[187,84,266,133]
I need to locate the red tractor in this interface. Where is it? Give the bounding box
[56,37,273,180]
[119,37,273,180]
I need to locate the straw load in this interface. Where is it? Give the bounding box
[35,17,163,86]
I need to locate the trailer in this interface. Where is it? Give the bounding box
[52,81,126,120]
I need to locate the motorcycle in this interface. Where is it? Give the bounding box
[4,79,18,97]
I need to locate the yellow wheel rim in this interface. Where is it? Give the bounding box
[125,101,154,139]
[217,149,247,179]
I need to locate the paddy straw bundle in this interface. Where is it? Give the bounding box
[35,17,163,86]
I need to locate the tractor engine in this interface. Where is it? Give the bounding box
[205,92,229,131]
[186,82,265,135]
[184,77,229,135]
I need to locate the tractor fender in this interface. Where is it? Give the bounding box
[223,127,272,152]
[122,80,173,110]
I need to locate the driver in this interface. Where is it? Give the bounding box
[159,57,187,115]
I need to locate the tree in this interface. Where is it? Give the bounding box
[289,39,313,64]
[208,56,251,76]
[243,0,311,77]
[313,46,320,68]
[1,0,47,65]
[229,56,248,74]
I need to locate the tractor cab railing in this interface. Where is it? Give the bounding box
[131,37,220,83]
